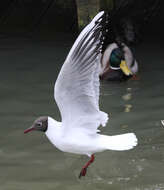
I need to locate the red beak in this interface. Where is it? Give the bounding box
[24,126,34,134]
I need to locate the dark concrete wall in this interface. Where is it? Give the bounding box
[0,0,78,34]
[0,0,163,38]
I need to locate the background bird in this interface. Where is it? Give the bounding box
[24,11,138,178]
[100,0,161,81]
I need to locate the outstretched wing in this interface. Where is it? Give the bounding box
[54,12,108,135]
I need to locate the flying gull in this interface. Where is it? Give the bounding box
[24,11,138,178]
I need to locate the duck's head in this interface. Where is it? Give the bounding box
[109,48,132,76]
[24,116,48,134]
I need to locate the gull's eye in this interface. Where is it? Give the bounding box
[37,122,42,126]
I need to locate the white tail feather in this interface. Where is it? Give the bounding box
[101,133,138,151]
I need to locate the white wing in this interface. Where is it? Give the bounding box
[54,11,108,134]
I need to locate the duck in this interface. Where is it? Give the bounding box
[99,0,161,81]
[24,11,138,178]
[100,42,138,81]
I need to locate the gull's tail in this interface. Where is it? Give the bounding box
[101,133,138,151]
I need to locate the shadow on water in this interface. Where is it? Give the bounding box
[0,33,164,190]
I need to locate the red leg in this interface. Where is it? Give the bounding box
[131,74,140,81]
[79,154,95,178]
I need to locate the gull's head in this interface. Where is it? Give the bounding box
[24,116,48,134]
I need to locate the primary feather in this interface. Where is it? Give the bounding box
[54,11,108,135]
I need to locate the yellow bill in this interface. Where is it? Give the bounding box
[120,60,132,76]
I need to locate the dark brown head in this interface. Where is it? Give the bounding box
[24,116,48,134]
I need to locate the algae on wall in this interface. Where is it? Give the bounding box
[99,0,113,11]
[76,0,113,29]
[76,0,99,29]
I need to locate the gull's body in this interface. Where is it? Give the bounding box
[24,11,138,177]
[46,117,137,157]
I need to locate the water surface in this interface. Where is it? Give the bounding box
[0,34,164,190]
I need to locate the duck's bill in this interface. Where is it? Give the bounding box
[24,126,34,134]
[120,60,132,76]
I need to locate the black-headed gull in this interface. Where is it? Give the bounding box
[24,11,138,178]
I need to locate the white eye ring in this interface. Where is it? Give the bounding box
[37,122,42,126]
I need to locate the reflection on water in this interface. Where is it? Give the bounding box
[122,88,133,113]
[0,35,164,190]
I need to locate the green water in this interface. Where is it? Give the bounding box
[0,34,164,190]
